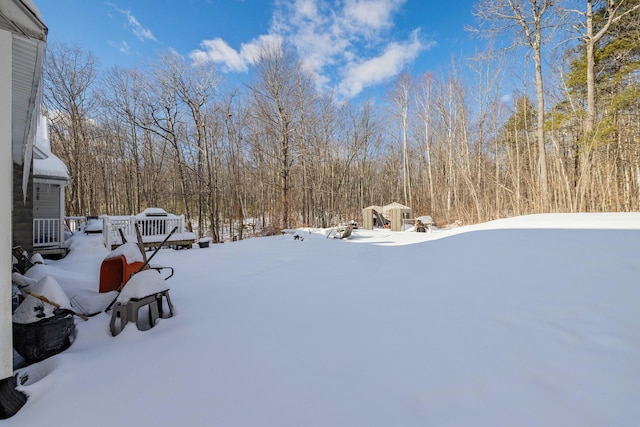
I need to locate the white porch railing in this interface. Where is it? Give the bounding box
[33,218,61,247]
[65,216,87,233]
[102,215,186,249]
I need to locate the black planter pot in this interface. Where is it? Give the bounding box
[13,309,76,364]
[198,241,210,248]
[0,376,27,419]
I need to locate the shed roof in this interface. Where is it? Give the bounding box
[383,202,411,211]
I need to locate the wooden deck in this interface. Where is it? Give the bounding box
[34,246,68,259]
[111,237,195,251]
[102,214,197,250]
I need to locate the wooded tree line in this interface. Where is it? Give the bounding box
[43,0,640,240]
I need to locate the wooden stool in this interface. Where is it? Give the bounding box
[109,303,129,336]
[110,290,174,336]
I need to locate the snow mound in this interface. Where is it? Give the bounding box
[105,242,144,263]
[12,272,38,287]
[13,276,72,324]
[116,270,169,303]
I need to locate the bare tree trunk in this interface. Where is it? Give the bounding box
[43,42,99,216]
[388,73,413,207]
[473,0,556,211]
[579,0,640,134]
[534,45,549,211]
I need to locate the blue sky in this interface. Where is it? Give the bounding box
[36,0,482,99]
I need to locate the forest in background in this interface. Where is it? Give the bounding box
[43,0,640,241]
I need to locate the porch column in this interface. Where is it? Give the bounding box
[59,184,65,244]
[0,28,27,418]
[0,28,14,386]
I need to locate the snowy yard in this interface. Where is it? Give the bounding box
[6,213,640,426]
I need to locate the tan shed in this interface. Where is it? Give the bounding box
[362,202,411,231]
[383,202,412,232]
[362,205,384,230]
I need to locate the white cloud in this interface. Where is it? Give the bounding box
[294,0,318,18]
[107,3,157,42]
[191,38,248,72]
[338,29,427,98]
[190,0,430,98]
[500,93,513,105]
[127,14,156,42]
[343,0,405,31]
[189,34,283,73]
[166,47,183,59]
[240,34,284,65]
[271,0,427,96]
[109,40,130,54]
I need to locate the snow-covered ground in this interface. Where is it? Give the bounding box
[5,213,640,426]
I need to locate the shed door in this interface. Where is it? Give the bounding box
[34,182,60,219]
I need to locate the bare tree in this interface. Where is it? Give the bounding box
[170,56,219,237]
[388,73,414,207]
[144,52,195,231]
[40,1,640,236]
[43,42,100,215]
[472,0,559,211]
[416,73,437,215]
[102,66,151,212]
[248,42,312,228]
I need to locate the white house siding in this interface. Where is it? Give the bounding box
[33,181,63,247]
[1,0,48,411]
[0,24,14,388]
[34,182,60,218]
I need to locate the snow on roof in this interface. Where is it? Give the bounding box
[0,0,47,39]
[33,115,70,181]
[35,114,50,151]
[20,0,43,22]
[416,215,433,224]
[34,152,70,181]
[383,202,411,211]
[364,203,411,212]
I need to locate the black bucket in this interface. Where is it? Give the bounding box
[13,309,76,364]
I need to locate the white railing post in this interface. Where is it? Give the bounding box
[129,216,136,240]
[33,218,62,247]
[102,215,111,249]
[179,214,185,233]
[64,216,87,233]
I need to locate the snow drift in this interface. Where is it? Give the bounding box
[5,213,640,427]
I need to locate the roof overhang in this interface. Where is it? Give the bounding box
[11,34,45,165]
[0,0,47,41]
[0,0,47,199]
[34,176,68,186]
